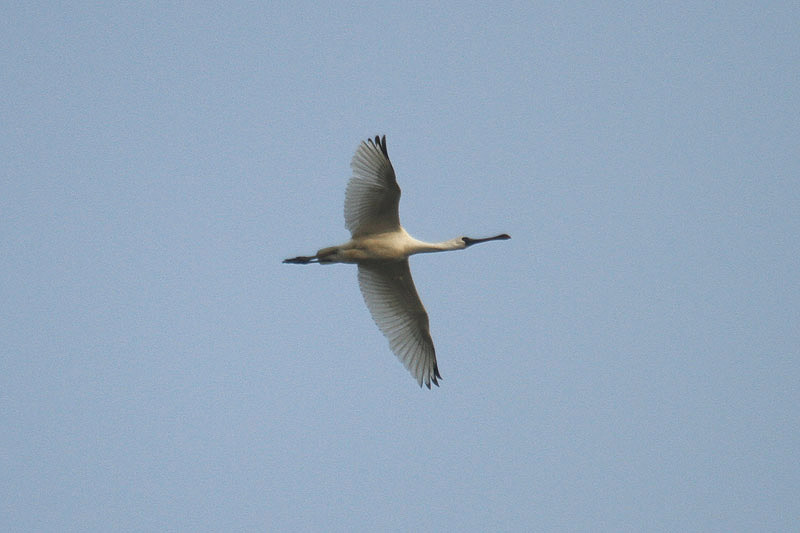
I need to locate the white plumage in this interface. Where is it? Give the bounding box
[284,135,510,388]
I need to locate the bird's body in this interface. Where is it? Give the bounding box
[284,135,509,388]
[306,229,467,264]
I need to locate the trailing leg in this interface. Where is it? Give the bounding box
[283,255,319,264]
[283,246,340,264]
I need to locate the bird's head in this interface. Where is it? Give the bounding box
[461,234,511,248]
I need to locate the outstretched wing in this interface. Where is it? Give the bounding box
[357,260,441,388]
[345,135,401,237]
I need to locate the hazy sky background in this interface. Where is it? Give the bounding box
[3,2,798,531]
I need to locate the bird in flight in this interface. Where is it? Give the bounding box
[284,135,510,388]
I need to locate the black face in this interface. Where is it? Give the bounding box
[462,234,511,247]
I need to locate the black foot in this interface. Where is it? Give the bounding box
[283,256,317,264]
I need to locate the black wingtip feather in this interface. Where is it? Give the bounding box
[423,364,442,389]
[374,135,388,158]
[421,372,441,389]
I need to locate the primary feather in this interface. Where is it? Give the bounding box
[345,136,401,237]
[357,260,441,389]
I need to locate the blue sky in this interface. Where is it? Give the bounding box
[3,2,798,531]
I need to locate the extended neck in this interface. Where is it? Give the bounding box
[411,238,466,254]
[410,233,510,254]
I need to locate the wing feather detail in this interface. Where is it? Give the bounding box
[345,135,401,237]
[357,260,441,388]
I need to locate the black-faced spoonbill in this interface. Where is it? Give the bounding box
[284,135,510,388]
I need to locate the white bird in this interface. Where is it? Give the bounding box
[284,135,510,388]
